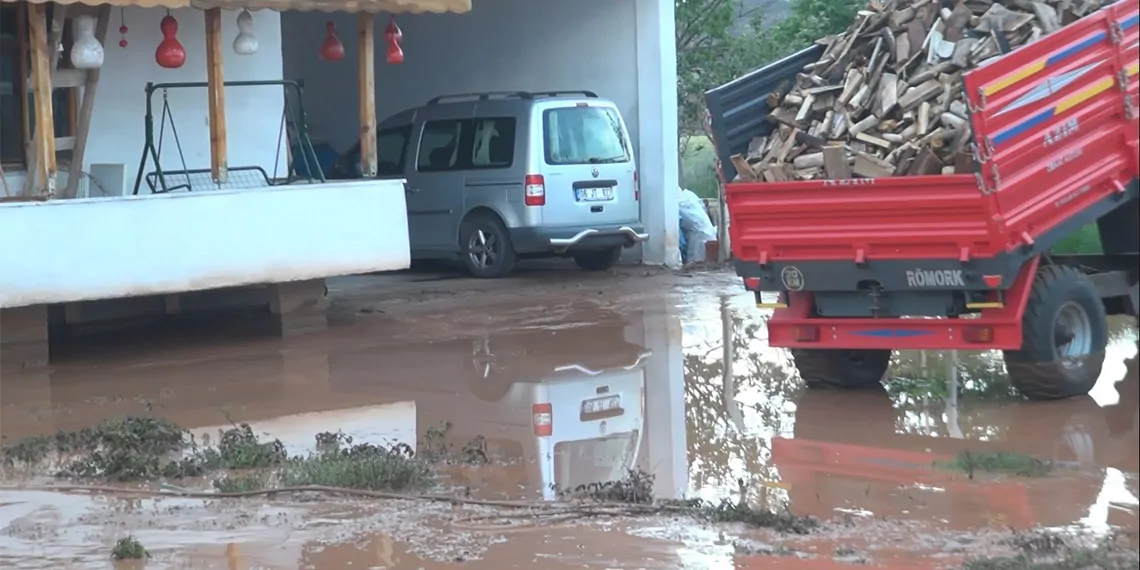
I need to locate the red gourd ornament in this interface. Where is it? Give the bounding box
[384,18,403,64]
[319,21,344,61]
[155,13,186,69]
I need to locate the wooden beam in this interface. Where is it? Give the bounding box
[64,4,112,199]
[204,8,228,184]
[26,3,57,197]
[357,13,377,177]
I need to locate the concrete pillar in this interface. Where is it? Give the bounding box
[268,279,328,337]
[634,0,681,268]
[643,306,688,499]
[0,305,50,373]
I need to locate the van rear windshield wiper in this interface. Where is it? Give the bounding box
[587,156,626,164]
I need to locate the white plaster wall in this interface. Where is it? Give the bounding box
[281,0,639,154]
[2,7,287,196]
[0,180,410,308]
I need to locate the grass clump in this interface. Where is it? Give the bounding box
[212,474,266,494]
[937,451,1052,479]
[281,440,434,492]
[111,535,150,560]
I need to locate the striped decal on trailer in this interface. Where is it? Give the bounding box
[982,12,1138,98]
[992,68,1137,147]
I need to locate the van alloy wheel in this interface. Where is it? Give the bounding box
[468,229,499,271]
[459,214,517,278]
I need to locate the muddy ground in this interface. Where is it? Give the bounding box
[1,263,1137,569]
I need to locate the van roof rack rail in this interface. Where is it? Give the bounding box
[426,90,598,105]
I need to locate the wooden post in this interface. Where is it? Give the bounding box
[204,8,228,184]
[357,12,377,177]
[25,3,60,197]
[63,5,111,199]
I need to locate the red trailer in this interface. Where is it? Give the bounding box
[705,2,1138,400]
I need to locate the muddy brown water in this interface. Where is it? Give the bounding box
[1,269,1136,569]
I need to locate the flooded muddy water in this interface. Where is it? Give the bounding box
[1,269,1137,569]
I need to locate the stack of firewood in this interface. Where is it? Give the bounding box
[731,0,1102,182]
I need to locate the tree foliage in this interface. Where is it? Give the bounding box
[675,0,866,139]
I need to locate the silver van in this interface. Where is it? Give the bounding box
[335,91,648,278]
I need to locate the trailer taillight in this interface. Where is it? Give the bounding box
[532,403,553,436]
[794,326,820,342]
[963,326,993,343]
[982,274,1003,288]
[743,277,761,290]
[524,174,546,206]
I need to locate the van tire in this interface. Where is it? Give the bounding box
[460,214,517,279]
[792,348,892,389]
[1003,265,1107,400]
[573,247,622,271]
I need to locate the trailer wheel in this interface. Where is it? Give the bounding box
[1003,265,1108,400]
[792,348,892,389]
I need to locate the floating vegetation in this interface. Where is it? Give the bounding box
[963,531,1139,569]
[937,451,1052,479]
[110,535,150,561]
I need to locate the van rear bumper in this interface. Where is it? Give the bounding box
[510,224,648,252]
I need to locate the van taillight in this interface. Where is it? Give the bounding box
[525,174,545,206]
[533,403,553,436]
[634,170,640,201]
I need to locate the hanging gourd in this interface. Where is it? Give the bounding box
[155,13,186,68]
[319,21,344,61]
[71,14,105,69]
[233,9,258,55]
[384,18,403,64]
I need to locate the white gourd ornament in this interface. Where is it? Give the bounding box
[233,9,258,55]
[71,14,105,69]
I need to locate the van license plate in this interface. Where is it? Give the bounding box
[575,187,614,202]
[581,395,621,415]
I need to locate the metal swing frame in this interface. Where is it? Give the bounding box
[132,79,326,195]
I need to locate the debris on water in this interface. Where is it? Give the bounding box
[110,535,150,560]
[555,470,818,534]
[937,451,1052,479]
[962,531,1139,570]
[212,474,266,493]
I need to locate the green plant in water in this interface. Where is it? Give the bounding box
[111,535,150,560]
[213,474,266,493]
[280,442,434,492]
[937,451,1052,479]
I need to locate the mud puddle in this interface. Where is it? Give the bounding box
[1,269,1137,569]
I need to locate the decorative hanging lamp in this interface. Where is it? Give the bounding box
[384,18,403,64]
[118,8,129,48]
[155,12,186,68]
[233,9,259,55]
[70,14,105,69]
[319,21,345,61]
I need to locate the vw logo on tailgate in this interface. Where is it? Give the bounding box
[591,167,600,178]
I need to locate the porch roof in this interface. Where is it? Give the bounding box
[0,0,470,13]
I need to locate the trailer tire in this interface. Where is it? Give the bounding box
[1003,265,1108,401]
[792,349,892,389]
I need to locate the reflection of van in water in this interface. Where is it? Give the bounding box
[328,316,649,498]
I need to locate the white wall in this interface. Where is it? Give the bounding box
[2,7,287,197]
[281,0,639,153]
[0,180,410,308]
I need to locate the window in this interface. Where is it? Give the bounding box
[416,120,465,172]
[0,3,79,169]
[543,106,630,166]
[375,125,411,176]
[470,118,516,169]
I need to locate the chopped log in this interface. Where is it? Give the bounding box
[876,72,900,118]
[855,132,893,149]
[822,145,852,179]
[898,79,942,111]
[853,151,896,178]
[908,148,944,175]
[731,155,758,181]
[849,114,881,136]
[794,152,825,170]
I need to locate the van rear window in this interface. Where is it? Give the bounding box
[542,107,630,165]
